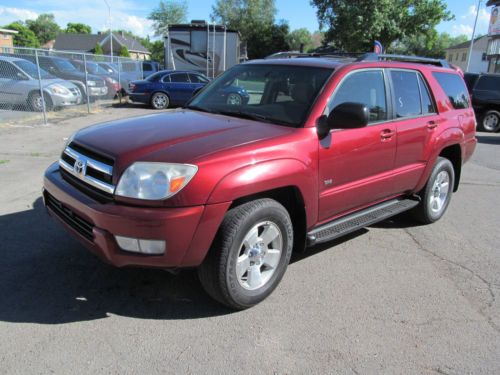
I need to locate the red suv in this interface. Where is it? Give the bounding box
[43,54,477,309]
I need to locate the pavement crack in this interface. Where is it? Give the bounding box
[403,228,499,333]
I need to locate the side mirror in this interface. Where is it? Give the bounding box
[16,72,28,80]
[328,102,369,130]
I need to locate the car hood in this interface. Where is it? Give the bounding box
[41,78,78,90]
[73,109,295,173]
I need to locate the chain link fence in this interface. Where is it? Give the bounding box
[0,47,144,126]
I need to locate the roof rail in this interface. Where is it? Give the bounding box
[264,51,364,60]
[357,53,450,68]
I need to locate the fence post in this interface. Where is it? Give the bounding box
[117,57,122,104]
[34,50,48,125]
[83,53,91,113]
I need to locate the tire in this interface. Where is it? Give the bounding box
[412,157,455,224]
[29,91,52,112]
[226,93,242,106]
[74,84,87,104]
[150,92,169,109]
[479,110,500,132]
[198,198,294,310]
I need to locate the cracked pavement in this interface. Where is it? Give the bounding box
[0,109,499,374]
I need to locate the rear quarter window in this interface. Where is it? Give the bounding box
[432,72,470,110]
[475,76,500,91]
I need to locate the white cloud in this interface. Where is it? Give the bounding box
[452,24,474,37]
[0,7,38,23]
[450,4,491,37]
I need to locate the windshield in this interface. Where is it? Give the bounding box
[13,60,53,79]
[84,62,109,75]
[187,64,333,127]
[99,63,118,74]
[54,58,78,72]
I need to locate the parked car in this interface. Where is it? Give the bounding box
[129,70,249,109]
[71,60,121,99]
[0,56,82,111]
[464,72,500,132]
[43,53,476,309]
[21,55,107,101]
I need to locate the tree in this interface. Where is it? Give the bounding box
[94,42,104,55]
[26,13,60,44]
[66,23,92,34]
[211,0,281,58]
[119,45,130,57]
[4,22,40,47]
[148,0,188,37]
[392,32,468,58]
[310,0,453,52]
[286,28,313,52]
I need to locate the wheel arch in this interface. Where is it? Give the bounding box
[439,144,462,192]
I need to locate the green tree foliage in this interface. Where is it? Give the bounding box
[286,28,313,52]
[392,32,469,58]
[4,22,40,47]
[310,0,453,52]
[119,45,130,57]
[148,0,188,37]
[26,13,60,44]
[211,0,288,58]
[65,23,92,34]
[94,42,104,55]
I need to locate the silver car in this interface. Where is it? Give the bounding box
[0,56,82,111]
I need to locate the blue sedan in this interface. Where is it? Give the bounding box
[128,70,249,110]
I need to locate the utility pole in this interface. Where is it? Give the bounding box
[467,0,483,72]
[104,0,113,62]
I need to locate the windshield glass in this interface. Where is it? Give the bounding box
[13,60,53,79]
[54,58,78,72]
[99,63,118,74]
[84,62,109,75]
[187,64,333,127]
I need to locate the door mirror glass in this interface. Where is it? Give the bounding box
[16,72,28,80]
[328,102,369,129]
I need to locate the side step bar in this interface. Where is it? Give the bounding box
[307,198,420,246]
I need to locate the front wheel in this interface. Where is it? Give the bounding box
[480,110,500,132]
[198,198,293,310]
[29,91,52,112]
[411,157,455,224]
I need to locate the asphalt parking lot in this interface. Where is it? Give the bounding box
[0,107,499,374]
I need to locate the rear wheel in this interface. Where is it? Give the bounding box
[412,157,454,224]
[150,92,169,109]
[480,110,500,132]
[198,198,293,310]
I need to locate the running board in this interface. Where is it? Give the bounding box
[307,198,420,246]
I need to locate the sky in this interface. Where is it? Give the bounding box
[0,0,493,40]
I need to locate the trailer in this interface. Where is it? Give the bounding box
[164,21,246,79]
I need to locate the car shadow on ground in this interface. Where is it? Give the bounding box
[476,134,500,145]
[0,198,423,325]
[0,197,231,324]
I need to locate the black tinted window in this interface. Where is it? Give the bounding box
[418,75,435,114]
[464,73,479,91]
[170,73,189,83]
[475,76,500,91]
[391,70,421,118]
[329,70,387,123]
[433,72,470,109]
[189,73,209,83]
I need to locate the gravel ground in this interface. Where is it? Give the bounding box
[0,108,499,374]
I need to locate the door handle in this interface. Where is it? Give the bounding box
[427,120,438,129]
[380,129,395,139]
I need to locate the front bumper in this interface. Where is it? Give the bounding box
[43,163,230,268]
[50,92,82,107]
[89,86,108,97]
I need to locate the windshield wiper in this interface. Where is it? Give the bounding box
[185,105,217,114]
[217,110,295,126]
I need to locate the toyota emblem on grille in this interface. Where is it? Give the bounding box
[74,159,86,175]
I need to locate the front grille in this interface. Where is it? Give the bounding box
[59,143,115,198]
[45,191,94,241]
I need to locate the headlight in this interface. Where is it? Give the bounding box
[116,162,198,200]
[49,84,70,95]
[87,80,97,87]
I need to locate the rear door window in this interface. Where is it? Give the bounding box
[170,73,189,83]
[390,70,422,118]
[432,72,470,109]
[475,76,500,91]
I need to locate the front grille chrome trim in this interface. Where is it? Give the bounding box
[59,146,115,195]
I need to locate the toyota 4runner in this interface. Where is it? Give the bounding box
[43,53,477,309]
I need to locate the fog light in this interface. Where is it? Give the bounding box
[115,235,166,255]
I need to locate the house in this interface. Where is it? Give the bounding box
[53,32,150,60]
[0,28,18,52]
[486,0,500,73]
[445,35,489,73]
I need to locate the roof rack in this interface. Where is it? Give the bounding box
[264,51,364,60]
[357,53,450,68]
